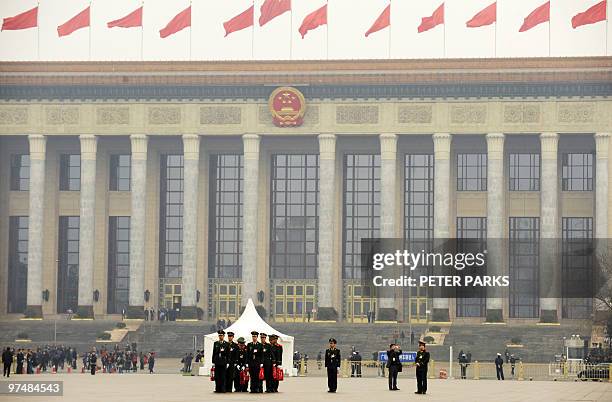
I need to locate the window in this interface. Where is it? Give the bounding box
[343,154,380,279]
[405,154,434,241]
[59,154,81,191]
[509,217,539,318]
[108,217,130,314]
[562,153,593,191]
[209,155,243,279]
[10,154,30,191]
[159,155,183,279]
[456,217,487,317]
[562,217,593,319]
[8,216,28,313]
[457,153,487,191]
[57,216,79,313]
[270,154,319,279]
[109,154,131,191]
[509,153,540,191]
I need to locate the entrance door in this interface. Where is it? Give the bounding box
[346,284,376,323]
[212,283,242,321]
[273,283,316,322]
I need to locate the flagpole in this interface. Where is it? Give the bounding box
[388,1,391,59]
[89,2,92,61]
[326,0,329,60]
[189,0,193,61]
[251,0,255,59]
[141,1,144,61]
[37,1,40,60]
[443,18,446,58]
[289,6,293,60]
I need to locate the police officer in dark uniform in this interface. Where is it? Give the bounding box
[88,349,97,375]
[260,333,275,393]
[212,330,229,393]
[387,343,402,391]
[234,337,249,392]
[270,334,283,393]
[247,331,263,393]
[415,340,430,395]
[225,332,237,392]
[325,338,341,393]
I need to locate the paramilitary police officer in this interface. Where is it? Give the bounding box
[234,337,249,392]
[260,333,275,393]
[386,343,402,391]
[212,330,229,393]
[415,340,430,395]
[325,338,341,393]
[225,331,237,392]
[247,331,263,393]
[269,334,283,393]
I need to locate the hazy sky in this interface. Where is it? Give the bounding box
[0,0,609,61]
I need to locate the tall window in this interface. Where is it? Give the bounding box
[209,155,243,279]
[10,154,30,191]
[8,216,28,313]
[562,153,593,191]
[457,153,487,191]
[405,154,434,241]
[57,216,79,313]
[343,154,380,279]
[509,153,540,191]
[456,217,487,317]
[562,217,593,319]
[159,155,183,279]
[59,154,81,191]
[109,154,131,191]
[509,217,540,318]
[108,216,130,314]
[270,154,319,279]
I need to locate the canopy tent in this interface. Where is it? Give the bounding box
[202,298,295,376]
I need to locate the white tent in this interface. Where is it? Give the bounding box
[202,299,295,376]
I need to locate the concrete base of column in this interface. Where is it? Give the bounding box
[432,308,450,322]
[76,305,94,319]
[127,305,144,319]
[24,305,43,318]
[180,306,199,320]
[485,309,504,323]
[316,307,338,321]
[376,307,397,322]
[540,309,558,323]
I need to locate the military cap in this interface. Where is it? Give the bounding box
[418,340,426,345]
[237,337,245,344]
[270,334,278,340]
[227,332,234,336]
[329,338,337,343]
[260,333,267,337]
[217,330,225,335]
[251,331,259,336]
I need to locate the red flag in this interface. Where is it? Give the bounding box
[223,5,254,37]
[418,3,444,33]
[2,6,37,31]
[259,0,291,27]
[299,4,327,38]
[159,6,190,38]
[57,6,90,37]
[572,0,607,29]
[108,6,143,29]
[466,2,496,28]
[365,4,390,37]
[519,1,549,32]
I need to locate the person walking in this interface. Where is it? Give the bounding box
[325,338,341,393]
[386,344,402,391]
[495,353,504,380]
[415,340,430,395]
[148,352,155,373]
[2,347,13,377]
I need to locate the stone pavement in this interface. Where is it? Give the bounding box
[1,374,610,402]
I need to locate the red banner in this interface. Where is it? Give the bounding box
[572,0,606,29]
[418,3,444,33]
[57,6,90,37]
[108,6,143,29]
[259,0,291,27]
[2,6,37,31]
[224,5,254,37]
[299,4,327,38]
[159,6,191,38]
[466,2,496,28]
[365,4,390,37]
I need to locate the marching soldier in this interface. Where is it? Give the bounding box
[212,330,229,393]
[234,337,249,392]
[247,331,263,393]
[415,340,430,395]
[260,333,274,393]
[387,343,402,391]
[270,334,283,392]
[225,332,237,392]
[325,338,341,393]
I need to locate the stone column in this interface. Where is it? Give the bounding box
[317,134,338,320]
[595,133,610,240]
[180,134,200,319]
[486,133,505,322]
[26,135,46,318]
[432,133,451,322]
[77,135,97,318]
[377,133,398,320]
[127,134,148,318]
[540,132,559,322]
[242,134,260,306]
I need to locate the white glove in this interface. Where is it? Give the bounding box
[260,364,263,367]
[226,364,229,368]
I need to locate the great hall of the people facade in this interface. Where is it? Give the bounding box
[0,57,610,324]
